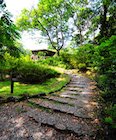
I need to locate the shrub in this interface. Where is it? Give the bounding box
[17,61,59,84]
[95,35,116,99]
[78,63,87,71]
[38,56,63,66]
[104,104,116,128]
[59,50,73,69]
[105,117,113,125]
[38,53,72,69]
[38,51,46,59]
[68,44,96,70]
[0,53,20,80]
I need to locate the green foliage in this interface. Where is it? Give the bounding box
[0,53,19,80]
[59,49,73,69]
[17,61,59,84]
[16,0,72,54]
[97,75,107,89]
[104,104,116,128]
[37,49,74,69]
[70,0,92,45]
[95,35,116,99]
[0,1,21,60]
[105,117,113,125]
[0,53,59,84]
[78,63,87,71]
[68,44,96,70]
[38,52,46,58]
[37,44,97,71]
[38,56,67,68]
[38,46,95,71]
[37,45,96,71]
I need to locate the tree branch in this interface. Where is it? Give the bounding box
[33,8,56,50]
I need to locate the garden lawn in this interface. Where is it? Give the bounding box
[0,74,70,98]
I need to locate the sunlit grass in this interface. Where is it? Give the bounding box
[0,74,70,98]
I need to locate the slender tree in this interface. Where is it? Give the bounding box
[0,0,22,80]
[0,0,21,59]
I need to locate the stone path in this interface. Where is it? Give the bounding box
[0,73,101,140]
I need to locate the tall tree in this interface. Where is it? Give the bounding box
[16,0,72,55]
[89,0,116,40]
[0,0,22,80]
[67,0,94,46]
[101,0,116,37]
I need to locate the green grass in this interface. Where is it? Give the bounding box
[0,74,70,98]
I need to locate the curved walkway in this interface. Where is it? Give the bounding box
[0,72,101,140]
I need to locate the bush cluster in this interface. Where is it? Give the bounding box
[69,44,95,71]
[38,51,72,69]
[95,36,116,99]
[1,54,59,84]
[17,61,59,84]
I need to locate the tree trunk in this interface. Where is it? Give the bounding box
[57,50,60,56]
[0,72,4,81]
[79,28,83,45]
[100,4,108,37]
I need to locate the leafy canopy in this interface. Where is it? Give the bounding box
[16,0,73,55]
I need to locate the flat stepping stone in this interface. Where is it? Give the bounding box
[39,96,75,107]
[60,90,80,95]
[44,95,91,107]
[27,108,97,137]
[28,98,93,119]
[59,93,80,98]
[52,93,81,99]
[59,92,92,100]
[64,87,83,92]
[67,84,86,88]
[52,93,93,103]
[69,82,87,85]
